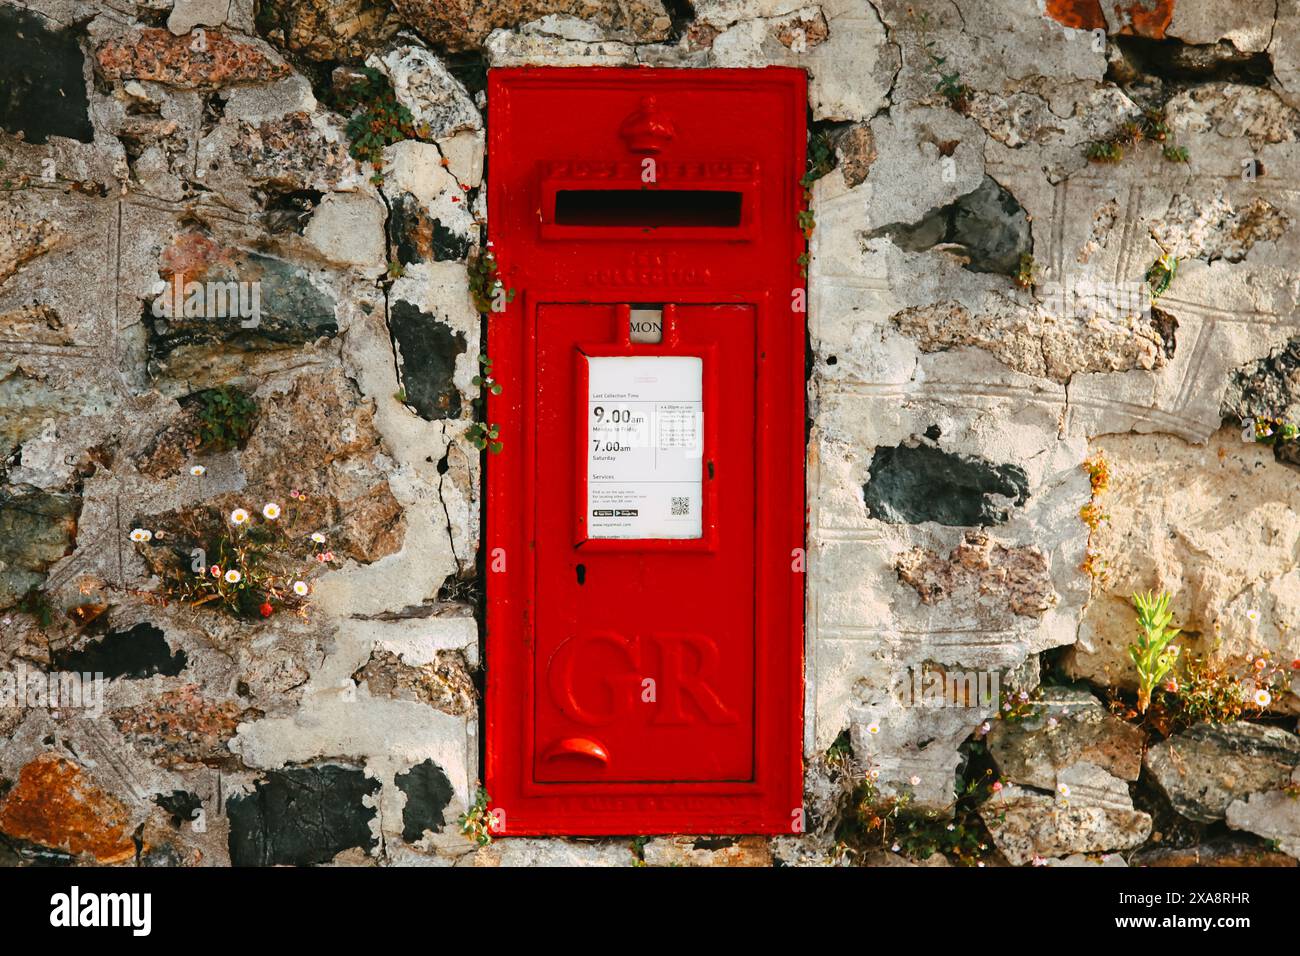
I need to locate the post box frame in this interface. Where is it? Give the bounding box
[485,67,806,835]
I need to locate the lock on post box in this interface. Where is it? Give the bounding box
[485,67,806,835]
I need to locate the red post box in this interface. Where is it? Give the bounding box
[485,67,806,835]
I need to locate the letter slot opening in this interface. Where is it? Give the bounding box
[554,189,743,228]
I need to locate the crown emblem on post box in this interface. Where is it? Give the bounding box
[619,96,676,153]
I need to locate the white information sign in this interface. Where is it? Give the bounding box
[586,355,703,539]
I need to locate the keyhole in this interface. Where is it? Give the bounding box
[575,563,586,586]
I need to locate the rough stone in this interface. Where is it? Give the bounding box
[872,176,1032,277]
[642,835,773,867]
[393,0,672,51]
[896,530,1056,620]
[0,754,138,864]
[1222,335,1300,425]
[353,648,476,716]
[96,28,290,91]
[110,684,249,769]
[1226,788,1300,859]
[227,765,380,866]
[0,198,63,287]
[890,299,1175,384]
[0,7,93,144]
[395,759,454,843]
[0,486,78,609]
[169,0,231,35]
[255,0,400,60]
[1133,835,1297,867]
[390,300,469,421]
[1067,429,1300,689]
[1144,723,1300,824]
[864,443,1030,526]
[987,686,1146,790]
[51,623,188,680]
[979,781,1152,866]
[371,47,481,141]
[302,192,387,273]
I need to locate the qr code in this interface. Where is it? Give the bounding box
[671,496,690,516]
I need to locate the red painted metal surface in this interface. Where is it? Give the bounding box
[486,67,806,835]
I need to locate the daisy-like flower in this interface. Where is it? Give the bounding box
[909,775,921,786]
[1254,656,1267,670]
[1246,608,1261,624]
[190,465,206,476]
[262,502,281,520]
[230,508,249,526]
[1255,689,1273,708]
[292,581,309,597]
[869,768,880,780]
[224,569,242,584]
[866,721,880,735]
[129,528,152,543]
[310,531,326,544]
[1057,783,1071,798]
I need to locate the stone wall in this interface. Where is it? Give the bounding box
[1,0,1298,867]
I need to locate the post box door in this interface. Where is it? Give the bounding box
[534,303,755,783]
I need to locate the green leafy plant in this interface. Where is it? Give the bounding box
[130,499,333,620]
[458,786,494,847]
[1014,252,1036,290]
[1141,653,1290,733]
[1130,590,1182,713]
[1146,253,1178,299]
[837,767,997,866]
[191,386,258,452]
[1247,415,1299,447]
[1086,108,1189,165]
[338,67,431,174]
[800,128,836,189]
[467,247,514,315]
[914,12,971,112]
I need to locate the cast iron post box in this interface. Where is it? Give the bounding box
[486,67,806,835]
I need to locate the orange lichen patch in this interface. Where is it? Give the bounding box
[1044,0,1173,38]
[0,753,137,863]
[1109,0,1174,38]
[1045,0,1106,30]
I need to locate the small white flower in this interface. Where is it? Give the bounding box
[869,768,880,780]
[310,531,326,544]
[224,569,242,584]
[866,721,880,735]
[292,580,309,597]
[1047,716,1059,728]
[1246,608,1261,624]
[230,508,249,525]
[946,823,955,831]
[262,502,281,520]
[190,465,206,476]
[890,843,900,853]
[979,721,991,735]
[1057,783,1071,798]
[129,528,152,543]
[909,775,921,786]
[1255,689,1272,708]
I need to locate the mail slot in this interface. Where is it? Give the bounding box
[485,67,806,834]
